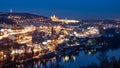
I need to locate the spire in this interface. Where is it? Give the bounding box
[10,9,13,13]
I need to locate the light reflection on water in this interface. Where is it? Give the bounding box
[16,47,120,68]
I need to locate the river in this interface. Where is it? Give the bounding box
[15,44,120,68]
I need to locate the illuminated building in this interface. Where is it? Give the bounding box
[50,15,79,24]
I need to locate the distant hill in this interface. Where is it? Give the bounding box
[0,17,16,24]
[82,20,103,23]
[82,19,118,24]
[0,12,52,26]
[0,12,49,19]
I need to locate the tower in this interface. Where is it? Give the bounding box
[10,9,13,13]
[8,9,13,19]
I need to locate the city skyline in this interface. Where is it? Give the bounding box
[0,0,120,68]
[0,0,120,19]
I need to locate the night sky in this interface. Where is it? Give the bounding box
[0,0,120,19]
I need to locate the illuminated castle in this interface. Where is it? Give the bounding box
[50,15,79,24]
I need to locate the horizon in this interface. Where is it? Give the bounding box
[0,11,119,20]
[0,0,120,20]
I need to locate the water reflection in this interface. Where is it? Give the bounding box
[17,57,65,68]
[12,44,120,68]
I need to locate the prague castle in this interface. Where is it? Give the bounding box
[50,15,79,24]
